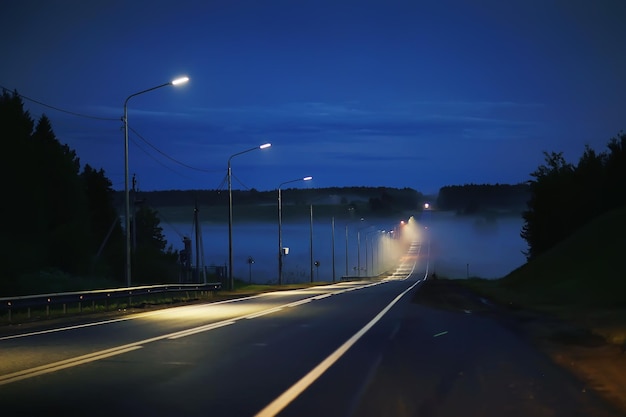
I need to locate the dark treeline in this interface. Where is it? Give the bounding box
[0,91,176,295]
[521,133,626,260]
[114,186,425,215]
[436,183,530,213]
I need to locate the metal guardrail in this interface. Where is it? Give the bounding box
[0,282,222,321]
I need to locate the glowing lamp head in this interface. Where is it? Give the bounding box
[171,76,190,86]
[303,176,313,181]
[260,143,271,149]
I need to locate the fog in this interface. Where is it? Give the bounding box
[160,211,527,284]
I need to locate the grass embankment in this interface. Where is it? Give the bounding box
[449,207,626,413]
[459,205,626,346]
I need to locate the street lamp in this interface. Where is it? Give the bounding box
[123,76,189,287]
[357,224,374,277]
[365,229,380,277]
[278,176,312,285]
[344,217,364,277]
[331,217,336,282]
[309,203,313,283]
[227,143,271,290]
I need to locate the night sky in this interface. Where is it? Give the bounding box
[2,0,625,194]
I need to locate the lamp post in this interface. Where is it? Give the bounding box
[344,217,364,277]
[357,224,374,277]
[123,76,189,287]
[331,217,336,282]
[365,229,380,277]
[278,176,312,285]
[309,203,313,283]
[227,143,271,290]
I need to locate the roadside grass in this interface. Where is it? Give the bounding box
[457,205,626,347]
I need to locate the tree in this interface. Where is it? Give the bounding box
[132,205,179,283]
[0,91,37,288]
[604,132,626,210]
[521,132,626,261]
[30,115,91,273]
[521,152,575,260]
[81,164,124,279]
[0,91,128,293]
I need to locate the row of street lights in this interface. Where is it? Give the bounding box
[122,76,313,288]
[122,76,404,287]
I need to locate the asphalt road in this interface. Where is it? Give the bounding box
[0,242,622,416]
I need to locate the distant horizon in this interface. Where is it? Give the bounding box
[114,181,529,195]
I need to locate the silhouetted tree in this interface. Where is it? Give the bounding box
[521,152,574,260]
[604,133,626,209]
[31,115,91,273]
[132,205,178,283]
[0,91,128,293]
[81,164,124,279]
[0,91,36,290]
[521,132,626,261]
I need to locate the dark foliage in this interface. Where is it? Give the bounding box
[0,91,178,294]
[521,132,626,260]
[436,183,530,213]
[81,164,124,278]
[114,186,424,214]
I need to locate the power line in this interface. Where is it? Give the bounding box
[2,83,233,187]
[129,126,222,174]
[0,84,118,121]
[2,83,224,175]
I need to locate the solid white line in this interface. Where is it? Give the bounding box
[254,279,420,417]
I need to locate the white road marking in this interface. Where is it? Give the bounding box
[254,279,421,417]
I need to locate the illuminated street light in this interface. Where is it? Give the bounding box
[227,143,271,290]
[365,229,380,276]
[122,76,189,287]
[278,176,312,285]
[344,217,364,277]
[357,224,374,277]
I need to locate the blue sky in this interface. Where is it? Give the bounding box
[1,0,625,194]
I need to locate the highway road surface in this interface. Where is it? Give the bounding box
[0,240,622,416]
